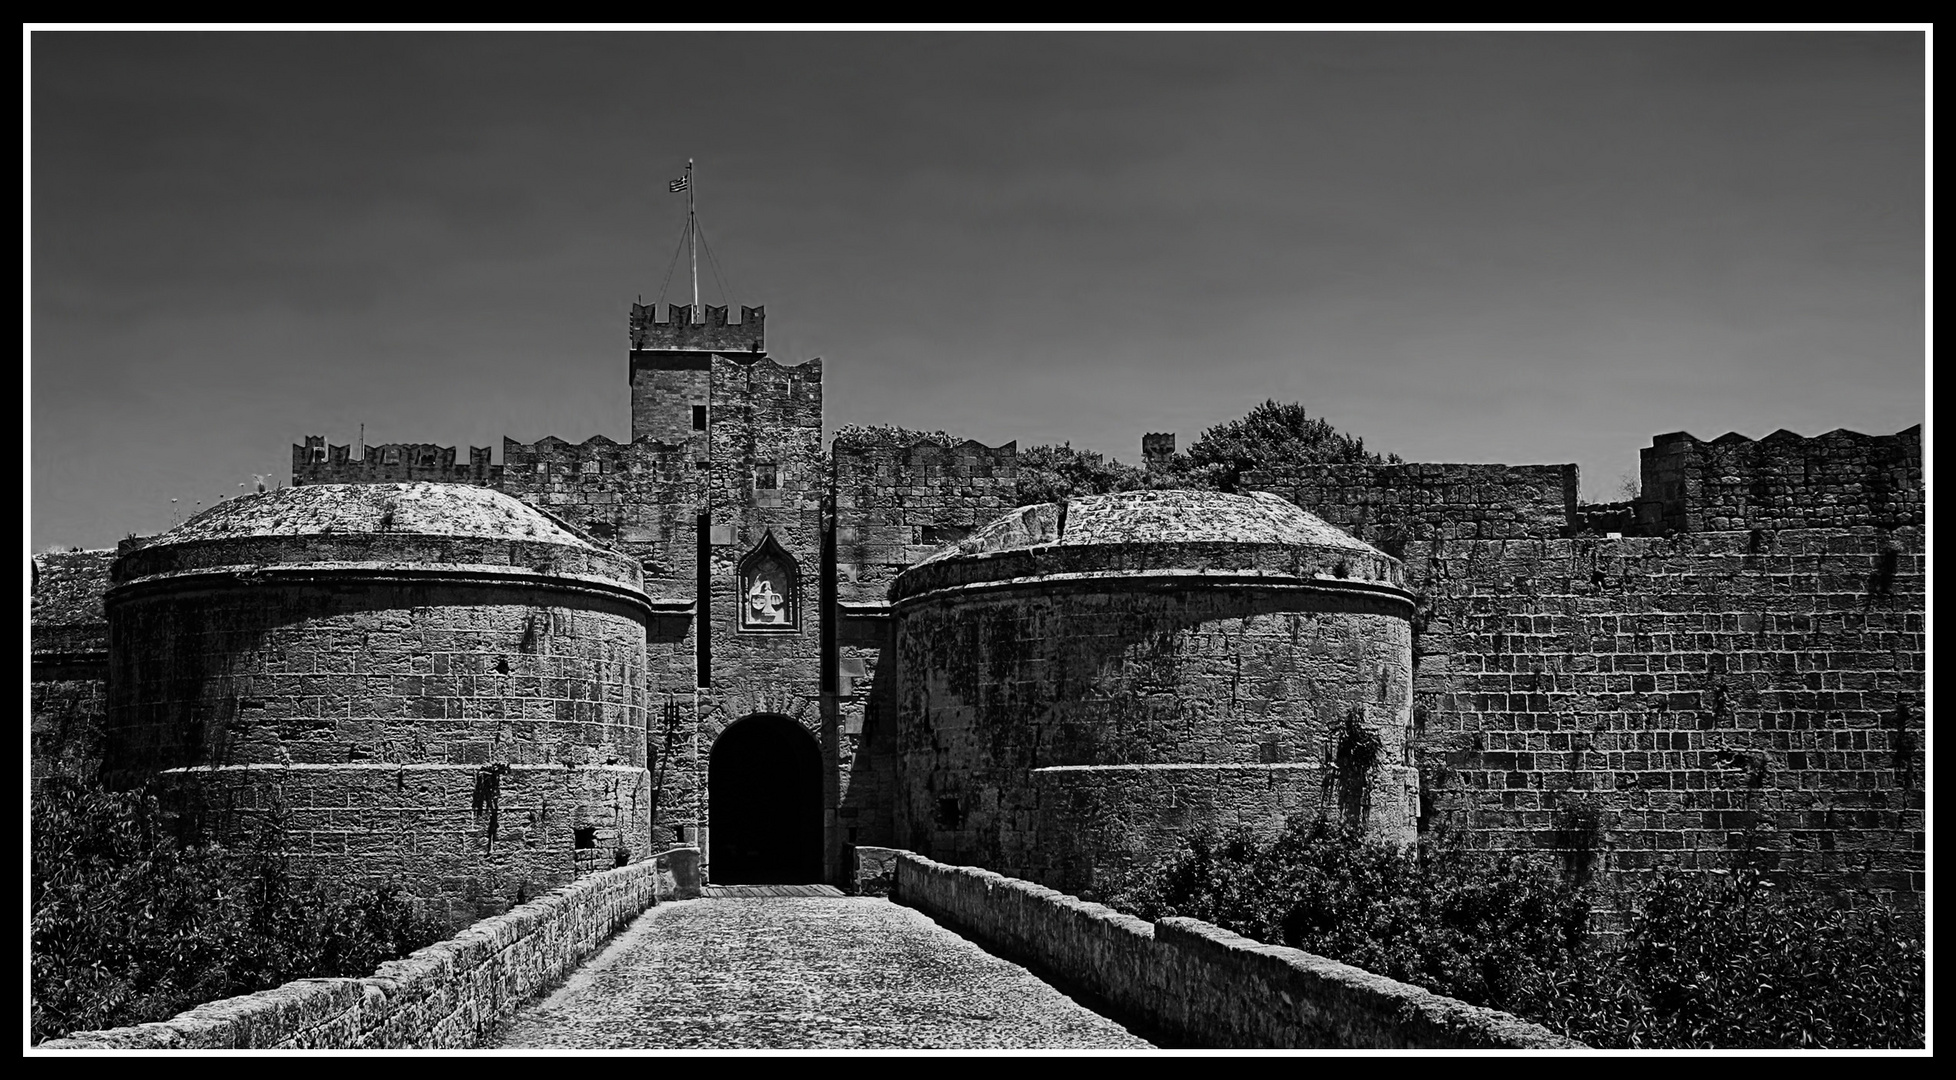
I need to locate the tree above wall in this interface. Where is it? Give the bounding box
[1187,400,1399,493]
[1013,401,1393,506]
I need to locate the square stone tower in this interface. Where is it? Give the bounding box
[628,302,766,443]
[629,301,836,885]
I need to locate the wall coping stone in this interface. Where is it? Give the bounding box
[887,850,1583,1050]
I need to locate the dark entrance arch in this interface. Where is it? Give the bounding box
[708,714,823,884]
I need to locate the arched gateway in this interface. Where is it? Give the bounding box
[708,714,823,884]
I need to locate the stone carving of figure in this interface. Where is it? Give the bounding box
[745,562,789,626]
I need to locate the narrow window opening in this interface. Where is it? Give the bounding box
[692,404,708,431]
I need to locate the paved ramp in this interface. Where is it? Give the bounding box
[485,895,1153,1050]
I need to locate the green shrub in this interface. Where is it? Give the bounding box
[30,778,445,1045]
[1110,819,1925,1048]
[1524,869,1925,1049]
[1015,443,1226,506]
[1110,819,1589,1011]
[1016,443,1152,505]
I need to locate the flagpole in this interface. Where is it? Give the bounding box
[687,158,699,320]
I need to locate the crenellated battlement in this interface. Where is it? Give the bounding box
[500,434,695,480]
[1638,424,1922,533]
[292,436,499,487]
[707,353,824,440]
[497,434,707,544]
[833,436,1018,471]
[629,301,765,354]
[832,436,1021,591]
[713,352,821,384]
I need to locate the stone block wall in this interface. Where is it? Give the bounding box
[293,437,500,487]
[1243,462,1578,547]
[495,434,707,859]
[498,435,704,574]
[695,353,831,876]
[104,576,653,926]
[883,849,1580,1049]
[832,436,1020,598]
[31,678,108,791]
[831,435,1020,858]
[890,584,1416,898]
[630,353,714,445]
[31,549,114,654]
[628,301,765,354]
[1402,527,1926,902]
[1639,426,1923,536]
[38,853,696,1049]
[1571,500,1637,536]
[31,550,116,789]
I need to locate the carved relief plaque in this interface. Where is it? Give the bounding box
[738,532,799,632]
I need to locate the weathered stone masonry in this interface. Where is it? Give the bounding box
[99,483,655,927]
[887,491,1418,896]
[36,294,1923,914]
[831,435,1022,864]
[1243,462,1577,546]
[1397,528,1925,898]
[1244,426,1926,903]
[1639,426,1922,535]
[30,549,115,792]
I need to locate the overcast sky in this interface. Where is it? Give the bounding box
[29,30,1926,551]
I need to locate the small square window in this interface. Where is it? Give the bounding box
[755,463,777,490]
[692,404,708,431]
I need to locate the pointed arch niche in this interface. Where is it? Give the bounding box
[736,530,801,633]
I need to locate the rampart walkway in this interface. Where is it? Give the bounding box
[484,893,1155,1050]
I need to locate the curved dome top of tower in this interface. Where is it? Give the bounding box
[111,482,643,600]
[158,482,598,547]
[929,489,1380,562]
[892,488,1407,606]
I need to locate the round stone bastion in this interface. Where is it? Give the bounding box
[887,488,1418,899]
[103,482,653,926]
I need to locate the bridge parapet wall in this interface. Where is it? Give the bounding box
[39,849,699,1050]
[876,848,1580,1049]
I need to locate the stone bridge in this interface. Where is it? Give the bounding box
[39,850,1580,1051]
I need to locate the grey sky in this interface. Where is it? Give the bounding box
[29,31,1926,551]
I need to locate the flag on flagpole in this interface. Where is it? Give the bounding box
[669,176,689,193]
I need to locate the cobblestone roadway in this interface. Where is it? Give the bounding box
[486,897,1154,1050]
